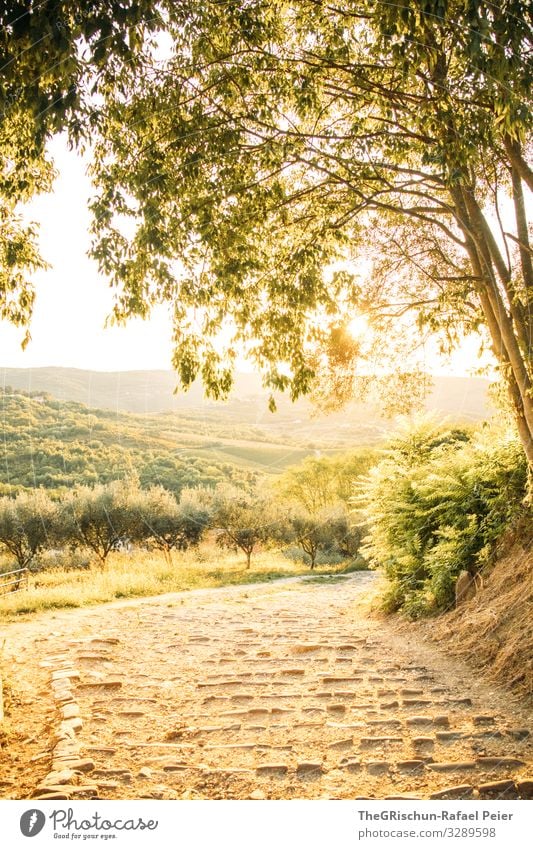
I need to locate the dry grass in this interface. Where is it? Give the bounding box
[0,546,359,619]
[428,518,533,700]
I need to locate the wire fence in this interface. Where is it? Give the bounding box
[0,567,29,596]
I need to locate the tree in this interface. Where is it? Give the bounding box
[0,1,165,336]
[0,490,57,570]
[3,3,533,467]
[134,486,211,563]
[86,1,533,467]
[277,450,377,513]
[282,502,358,569]
[213,484,278,569]
[59,479,141,566]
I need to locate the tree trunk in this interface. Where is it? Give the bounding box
[246,549,252,569]
[451,186,533,472]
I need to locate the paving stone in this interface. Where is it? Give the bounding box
[477,780,518,798]
[86,746,117,754]
[380,701,399,709]
[33,792,72,800]
[339,759,362,773]
[396,760,426,772]
[296,762,324,776]
[322,676,362,684]
[328,738,353,750]
[256,764,289,776]
[470,730,504,739]
[428,762,476,772]
[77,653,112,661]
[407,716,449,727]
[507,729,530,740]
[473,715,496,724]
[360,737,403,747]
[384,795,420,800]
[476,756,526,768]
[250,789,267,799]
[138,767,153,778]
[35,785,98,798]
[53,692,75,705]
[366,761,390,775]
[62,717,83,732]
[61,703,81,720]
[78,679,122,690]
[435,731,463,741]
[402,699,432,707]
[51,669,80,681]
[516,780,533,799]
[430,785,474,799]
[326,704,346,713]
[412,737,435,746]
[92,768,133,777]
[43,770,76,785]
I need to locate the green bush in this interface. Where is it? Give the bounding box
[358,420,528,617]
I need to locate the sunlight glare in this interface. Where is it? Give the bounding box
[347,315,369,339]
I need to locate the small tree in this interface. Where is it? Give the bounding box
[277,450,377,513]
[135,486,211,563]
[59,480,141,567]
[213,485,278,569]
[0,489,57,573]
[283,503,358,569]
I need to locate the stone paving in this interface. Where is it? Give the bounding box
[1,573,532,800]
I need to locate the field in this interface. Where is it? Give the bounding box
[0,546,363,619]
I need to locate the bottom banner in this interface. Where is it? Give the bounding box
[1,800,532,849]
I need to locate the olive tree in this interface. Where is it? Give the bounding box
[134,486,211,563]
[283,503,358,569]
[59,480,141,567]
[213,485,279,569]
[0,490,57,572]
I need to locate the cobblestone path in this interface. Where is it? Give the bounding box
[1,573,531,800]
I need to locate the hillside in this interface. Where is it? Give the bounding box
[0,390,342,493]
[0,367,493,445]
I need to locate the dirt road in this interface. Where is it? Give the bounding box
[1,573,531,800]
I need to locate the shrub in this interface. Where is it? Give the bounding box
[358,420,527,617]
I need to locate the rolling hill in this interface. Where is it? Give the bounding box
[0,368,494,493]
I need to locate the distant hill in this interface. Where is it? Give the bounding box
[0,369,495,493]
[0,389,333,493]
[0,366,492,424]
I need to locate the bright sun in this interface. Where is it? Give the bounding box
[347,315,369,338]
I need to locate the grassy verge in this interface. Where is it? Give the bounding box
[0,548,365,619]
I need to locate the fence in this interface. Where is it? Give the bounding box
[0,567,29,596]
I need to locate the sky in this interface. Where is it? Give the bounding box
[0,136,491,377]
